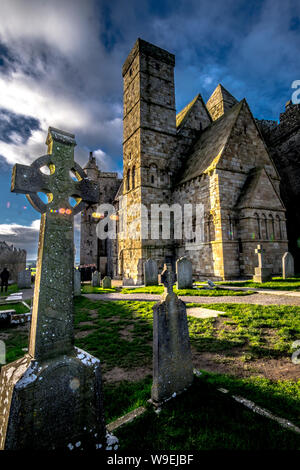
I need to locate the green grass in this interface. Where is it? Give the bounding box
[0,283,20,297]
[104,376,152,423]
[187,302,300,357]
[114,375,300,450]
[81,285,117,294]
[74,298,153,370]
[121,285,252,296]
[0,301,31,314]
[218,276,300,291]
[1,297,300,449]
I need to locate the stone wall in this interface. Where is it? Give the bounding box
[260,102,300,272]
[0,241,26,282]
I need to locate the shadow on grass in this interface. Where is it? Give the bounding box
[114,375,300,450]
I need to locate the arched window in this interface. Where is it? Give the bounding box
[132,166,136,189]
[254,213,261,239]
[208,214,215,242]
[228,215,234,240]
[127,169,130,191]
[269,214,275,241]
[275,215,282,240]
[261,214,268,239]
[149,164,157,186]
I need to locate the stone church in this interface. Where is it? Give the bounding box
[80,38,299,284]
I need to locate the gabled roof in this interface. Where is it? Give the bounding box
[235,167,284,210]
[176,94,211,130]
[206,84,238,121]
[178,100,243,184]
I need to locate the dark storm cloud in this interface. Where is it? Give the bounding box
[0,108,40,144]
[0,0,299,258]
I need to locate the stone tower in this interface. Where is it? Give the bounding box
[119,38,179,284]
[80,152,100,267]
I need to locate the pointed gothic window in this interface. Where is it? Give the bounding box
[275,215,282,239]
[269,214,275,241]
[126,169,131,191]
[254,213,261,239]
[132,166,136,189]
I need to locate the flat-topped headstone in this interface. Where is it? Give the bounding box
[253,244,272,283]
[17,270,31,289]
[74,269,81,296]
[176,256,192,289]
[102,276,111,289]
[282,252,294,279]
[91,270,101,287]
[144,259,158,286]
[151,264,193,405]
[0,127,110,451]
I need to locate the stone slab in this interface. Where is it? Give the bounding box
[187,307,225,318]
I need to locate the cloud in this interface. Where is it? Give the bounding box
[0,216,81,261]
[0,219,40,258]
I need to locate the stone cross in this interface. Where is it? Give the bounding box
[161,263,177,296]
[11,127,99,360]
[255,244,264,268]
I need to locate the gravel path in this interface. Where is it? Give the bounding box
[84,292,300,306]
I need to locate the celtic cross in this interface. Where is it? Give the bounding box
[11,127,99,360]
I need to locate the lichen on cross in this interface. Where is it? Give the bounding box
[10,127,100,361]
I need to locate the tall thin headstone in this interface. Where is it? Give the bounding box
[144,259,158,286]
[0,127,108,451]
[17,269,31,289]
[176,256,192,289]
[74,268,81,296]
[253,244,272,283]
[92,270,101,287]
[282,252,294,279]
[151,264,193,405]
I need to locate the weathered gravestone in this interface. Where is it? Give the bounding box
[176,256,192,289]
[17,269,31,289]
[253,244,272,283]
[0,127,109,451]
[151,264,194,405]
[282,252,294,279]
[102,276,111,289]
[144,258,158,286]
[74,268,81,296]
[92,270,101,287]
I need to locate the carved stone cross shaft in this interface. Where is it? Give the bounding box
[255,244,264,268]
[11,127,99,360]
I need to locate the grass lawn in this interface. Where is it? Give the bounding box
[0,283,20,297]
[1,297,299,449]
[114,374,300,450]
[218,276,300,291]
[81,285,117,294]
[121,285,252,296]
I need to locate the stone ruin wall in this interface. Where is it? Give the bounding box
[0,241,26,282]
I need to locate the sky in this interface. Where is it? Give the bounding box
[0,0,299,262]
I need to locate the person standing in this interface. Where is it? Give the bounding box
[0,267,10,293]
